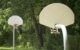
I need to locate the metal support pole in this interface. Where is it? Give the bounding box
[13,25,16,50]
[55,24,67,50]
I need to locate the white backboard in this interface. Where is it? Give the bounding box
[8,15,23,26]
[39,3,74,28]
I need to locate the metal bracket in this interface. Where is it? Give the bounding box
[50,27,60,34]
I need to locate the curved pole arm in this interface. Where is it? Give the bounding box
[55,24,67,50]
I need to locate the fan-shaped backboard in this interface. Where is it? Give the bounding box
[8,15,23,26]
[39,3,74,28]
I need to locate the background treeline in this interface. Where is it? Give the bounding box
[0,0,80,50]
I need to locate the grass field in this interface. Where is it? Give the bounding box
[0,47,36,50]
[0,47,27,50]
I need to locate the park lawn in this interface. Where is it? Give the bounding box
[0,47,30,50]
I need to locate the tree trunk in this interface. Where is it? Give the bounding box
[29,3,45,48]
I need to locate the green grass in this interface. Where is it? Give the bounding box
[0,47,36,50]
[0,47,26,50]
[0,42,37,50]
